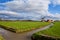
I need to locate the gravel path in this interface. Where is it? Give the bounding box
[0,23,53,40]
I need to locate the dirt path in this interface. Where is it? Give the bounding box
[0,23,53,40]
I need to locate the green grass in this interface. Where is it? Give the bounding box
[0,21,50,32]
[34,22,60,38]
[0,35,4,40]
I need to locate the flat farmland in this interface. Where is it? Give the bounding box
[0,21,50,33]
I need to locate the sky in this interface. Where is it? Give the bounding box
[0,0,60,20]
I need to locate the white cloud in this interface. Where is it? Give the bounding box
[0,0,60,20]
[4,0,50,15]
[54,13,60,18]
[0,10,21,17]
[51,0,60,5]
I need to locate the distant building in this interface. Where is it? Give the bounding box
[47,19,54,22]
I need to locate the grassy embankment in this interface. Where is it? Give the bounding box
[0,21,50,33]
[0,35,4,40]
[32,22,60,40]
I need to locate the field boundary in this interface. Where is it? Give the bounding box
[0,25,16,33]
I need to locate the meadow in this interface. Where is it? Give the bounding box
[0,21,50,33]
[32,22,60,40]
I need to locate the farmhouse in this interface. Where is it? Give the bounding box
[47,19,54,22]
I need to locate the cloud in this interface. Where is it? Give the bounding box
[0,10,41,20]
[0,0,60,20]
[51,0,60,5]
[54,13,60,18]
[0,10,20,16]
[4,0,50,15]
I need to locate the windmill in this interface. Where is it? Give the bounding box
[41,16,46,22]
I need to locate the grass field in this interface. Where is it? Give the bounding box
[0,35,4,40]
[34,22,60,38]
[0,21,50,32]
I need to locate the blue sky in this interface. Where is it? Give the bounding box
[0,0,60,20]
[0,0,12,3]
[49,3,60,14]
